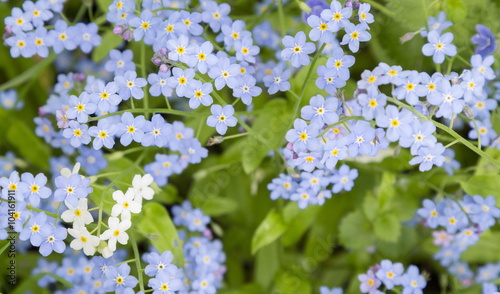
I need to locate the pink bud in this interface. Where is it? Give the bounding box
[5,26,12,34]
[113,26,123,35]
[159,64,169,72]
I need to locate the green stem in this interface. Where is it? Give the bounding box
[0,55,56,91]
[318,116,365,137]
[471,118,481,149]
[88,108,200,122]
[131,233,145,292]
[72,4,87,25]
[223,132,249,140]
[388,97,500,167]
[456,54,471,67]
[444,139,459,148]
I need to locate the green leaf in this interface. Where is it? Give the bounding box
[444,0,468,23]
[378,173,396,210]
[95,0,112,13]
[461,175,500,200]
[137,202,184,265]
[362,193,379,221]
[339,210,376,249]
[281,204,320,246]
[255,241,279,290]
[92,30,123,63]
[7,121,50,169]
[197,196,239,216]
[241,99,292,174]
[251,209,286,254]
[374,213,401,242]
[0,240,9,256]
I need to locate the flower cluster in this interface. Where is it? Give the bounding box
[4,1,101,58]
[358,259,427,294]
[171,201,226,293]
[417,195,500,291]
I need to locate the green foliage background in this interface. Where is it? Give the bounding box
[1,0,500,293]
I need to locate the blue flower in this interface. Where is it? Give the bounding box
[129,10,161,44]
[192,41,218,74]
[321,137,349,170]
[326,48,355,81]
[88,119,118,149]
[5,7,33,31]
[471,24,497,57]
[253,20,280,48]
[19,211,50,246]
[320,286,343,294]
[220,20,251,50]
[263,67,291,94]
[115,70,147,100]
[179,11,203,36]
[148,72,174,97]
[392,70,427,105]
[234,37,260,63]
[292,151,323,172]
[206,104,237,135]
[267,174,296,200]
[105,49,136,76]
[281,31,316,68]
[301,94,339,126]
[340,23,371,53]
[400,265,426,294]
[77,146,107,176]
[207,56,241,90]
[201,1,232,33]
[75,22,101,53]
[422,31,457,64]
[469,195,500,230]
[291,187,318,209]
[409,142,446,172]
[145,251,176,277]
[431,80,465,119]
[167,67,196,97]
[471,54,496,81]
[0,89,23,110]
[331,164,358,193]
[30,27,52,58]
[54,173,92,204]
[167,34,196,64]
[103,264,138,294]
[357,67,388,91]
[438,206,468,234]
[67,92,97,123]
[422,11,452,37]
[346,120,376,157]
[63,120,91,148]
[39,224,67,256]
[376,105,413,142]
[316,65,345,93]
[468,119,498,147]
[307,15,335,43]
[358,3,374,25]
[6,30,34,58]
[187,80,214,109]
[232,75,262,105]
[116,112,146,146]
[48,20,77,53]
[142,114,170,147]
[148,268,183,294]
[186,208,210,232]
[399,121,437,155]
[375,259,404,290]
[286,119,321,153]
[20,172,51,206]
[179,138,208,164]
[417,199,442,228]
[320,0,352,32]
[357,88,386,120]
[91,81,122,113]
[34,117,55,143]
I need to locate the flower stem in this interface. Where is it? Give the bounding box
[130,233,145,292]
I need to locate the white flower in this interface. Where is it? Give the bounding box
[61,198,94,227]
[111,188,142,220]
[132,174,154,201]
[68,226,100,256]
[60,162,81,178]
[100,216,131,251]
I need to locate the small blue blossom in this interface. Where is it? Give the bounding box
[39,224,67,256]
[103,264,138,294]
[340,23,371,53]
[281,31,316,68]
[471,54,496,81]
[320,0,352,32]
[422,31,457,64]
[400,265,427,294]
[206,104,237,135]
[116,112,146,146]
[375,259,404,290]
[63,120,91,148]
[105,49,136,76]
[77,146,107,176]
[20,172,52,206]
[88,119,118,149]
[331,164,358,193]
[186,80,214,109]
[115,70,147,100]
[263,67,291,94]
[471,24,497,57]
